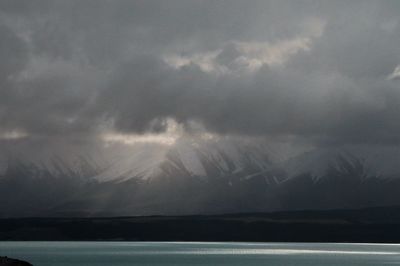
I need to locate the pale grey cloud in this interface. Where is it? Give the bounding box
[0,0,399,150]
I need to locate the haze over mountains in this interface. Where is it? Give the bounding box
[2,137,400,217]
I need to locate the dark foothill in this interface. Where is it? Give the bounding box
[0,257,33,266]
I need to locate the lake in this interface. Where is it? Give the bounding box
[1,242,400,265]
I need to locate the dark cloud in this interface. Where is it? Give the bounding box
[0,0,400,148]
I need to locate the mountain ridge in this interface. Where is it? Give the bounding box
[2,139,400,217]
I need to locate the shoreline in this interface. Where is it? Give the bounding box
[0,256,32,266]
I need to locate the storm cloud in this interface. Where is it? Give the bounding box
[1,0,400,149]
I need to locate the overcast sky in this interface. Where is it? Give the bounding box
[1,0,400,156]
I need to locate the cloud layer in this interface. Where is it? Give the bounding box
[1,0,400,151]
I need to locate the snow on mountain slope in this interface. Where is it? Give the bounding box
[3,136,400,185]
[282,145,400,180]
[4,139,400,217]
[0,136,282,183]
[93,137,282,183]
[94,143,169,182]
[0,140,107,179]
[1,154,104,180]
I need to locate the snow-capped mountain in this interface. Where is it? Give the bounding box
[94,137,284,184]
[0,136,285,184]
[2,139,400,217]
[282,145,400,180]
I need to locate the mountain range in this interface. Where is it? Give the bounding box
[2,138,400,217]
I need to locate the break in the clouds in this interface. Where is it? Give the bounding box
[1,0,400,149]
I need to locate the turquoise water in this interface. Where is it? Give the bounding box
[1,242,400,265]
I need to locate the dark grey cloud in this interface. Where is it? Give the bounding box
[0,0,400,149]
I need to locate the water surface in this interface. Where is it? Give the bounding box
[1,242,400,265]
